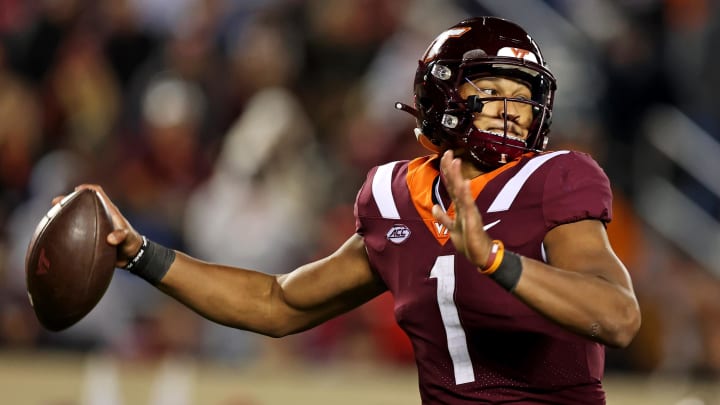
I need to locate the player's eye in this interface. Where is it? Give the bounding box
[479,88,497,96]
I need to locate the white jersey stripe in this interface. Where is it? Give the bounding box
[371,161,401,219]
[487,150,570,213]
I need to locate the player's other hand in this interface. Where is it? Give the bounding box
[432,150,493,268]
[52,184,143,268]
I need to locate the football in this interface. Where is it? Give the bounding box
[25,188,116,331]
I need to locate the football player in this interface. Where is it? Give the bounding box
[72,16,640,403]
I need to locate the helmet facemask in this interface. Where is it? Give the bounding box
[443,60,555,170]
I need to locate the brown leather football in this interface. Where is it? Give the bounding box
[25,188,116,331]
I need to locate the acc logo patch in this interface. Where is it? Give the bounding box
[386,224,411,244]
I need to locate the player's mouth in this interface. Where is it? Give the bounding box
[484,127,526,141]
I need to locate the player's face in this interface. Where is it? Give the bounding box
[459,77,533,141]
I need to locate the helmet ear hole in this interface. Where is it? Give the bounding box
[418,97,433,110]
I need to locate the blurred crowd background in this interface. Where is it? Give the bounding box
[1,0,720,391]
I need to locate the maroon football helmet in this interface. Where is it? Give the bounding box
[396,16,557,170]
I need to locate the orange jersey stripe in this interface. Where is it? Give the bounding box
[406,155,524,245]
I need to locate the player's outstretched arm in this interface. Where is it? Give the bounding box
[67,185,386,338]
[159,234,386,337]
[432,151,641,348]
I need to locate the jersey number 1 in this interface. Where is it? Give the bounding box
[429,255,475,384]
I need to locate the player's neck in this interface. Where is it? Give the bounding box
[462,160,485,179]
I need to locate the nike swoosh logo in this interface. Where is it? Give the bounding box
[483,219,501,231]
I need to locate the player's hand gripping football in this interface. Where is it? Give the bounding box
[431,150,494,268]
[52,184,144,268]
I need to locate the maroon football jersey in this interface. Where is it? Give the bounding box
[354,150,612,404]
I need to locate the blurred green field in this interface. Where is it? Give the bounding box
[1,351,718,405]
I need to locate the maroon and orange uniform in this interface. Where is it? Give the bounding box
[355,150,612,404]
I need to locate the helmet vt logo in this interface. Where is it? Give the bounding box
[386,225,412,244]
[497,47,538,63]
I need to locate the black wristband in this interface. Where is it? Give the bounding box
[123,236,176,285]
[490,251,523,292]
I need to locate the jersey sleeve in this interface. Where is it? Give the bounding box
[542,151,612,229]
[354,166,379,237]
